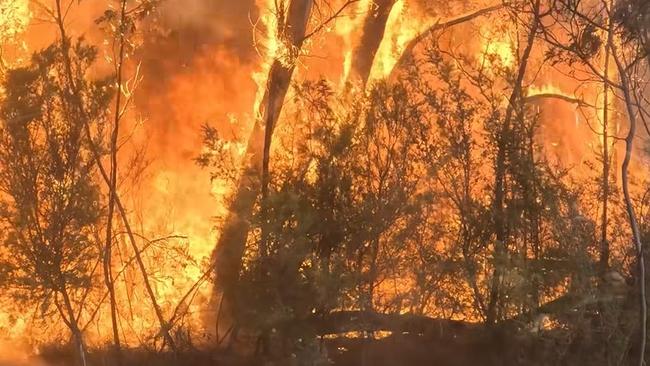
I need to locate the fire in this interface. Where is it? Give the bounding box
[252,0,283,116]
[0,0,265,349]
[336,0,371,85]
[527,83,568,97]
[482,31,514,69]
[0,0,30,42]
[368,0,427,82]
[0,0,648,363]
[476,14,516,71]
[0,0,32,350]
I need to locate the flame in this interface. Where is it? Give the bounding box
[0,0,30,42]
[474,15,516,72]
[368,0,428,82]
[527,83,567,96]
[335,0,370,85]
[0,0,45,351]
[252,0,283,116]
[482,35,514,69]
[0,0,647,357]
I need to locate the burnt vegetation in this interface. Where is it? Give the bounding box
[2,0,650,365]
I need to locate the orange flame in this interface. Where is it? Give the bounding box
[368,0,428,82]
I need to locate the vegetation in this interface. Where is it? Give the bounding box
[0,0,650,365]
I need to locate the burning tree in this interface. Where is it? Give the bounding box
[1,0,650,365]
[0,40,113,366]
[197,0,650,364]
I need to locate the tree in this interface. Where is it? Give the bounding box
[54,0,178,350]
[212,2,315,334]
[211,0,361,342]
[97,0,130,359]
[539,1,650,362]
[349,0,397,86]
[229,77,432,360]
[0,40,113,366]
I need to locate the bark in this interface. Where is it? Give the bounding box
[349,0,397,85]
[56,282,88,366]
[214,0,313,326]
[525,126,542,310]
[599,17,612,273]
[259,59,305,255]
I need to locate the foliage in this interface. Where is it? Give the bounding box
[229,78,432,339]
[200,33,614,356]
[0,39,112,329]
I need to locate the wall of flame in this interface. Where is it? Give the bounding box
[0,0,646,356]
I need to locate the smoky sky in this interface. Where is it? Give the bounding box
[138,0,259,88]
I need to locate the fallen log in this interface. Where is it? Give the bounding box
[275,310,490,344]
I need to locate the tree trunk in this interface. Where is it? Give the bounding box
[599,28,611,274]
[103,0,129,362]
[52,0,176,351]
[213,0,314,334]
[349,0,397,85]
[611,34,646,366]
[58,285,88,366]
[390,4,504,78]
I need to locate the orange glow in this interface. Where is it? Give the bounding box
[0,0,648,359]
[0,0,30,42]
[336,0,370,85]
[252,0,281,115]
[480,25,514,69]
[368,0,428,82]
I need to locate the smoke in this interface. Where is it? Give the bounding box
[136,0,260,148]
[133,0,260,190]
[156,0,258,60]
[0,341,47,366]
[140,0,258,78]
[126,0,263,310]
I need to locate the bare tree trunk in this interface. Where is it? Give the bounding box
[259,58,308,254]
[611,38,647,366]
[56,283,88,366]
[599,18,612,273]
[486,0,540,325]
[524,129,542,311]
[103,0,129,362]
[349,0,397,85]
[214,0,313,332]
[108,167,178,350]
